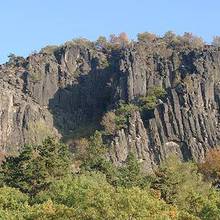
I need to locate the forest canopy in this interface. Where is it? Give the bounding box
[0,135,220,220]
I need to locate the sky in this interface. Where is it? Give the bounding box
[0,0,220,64]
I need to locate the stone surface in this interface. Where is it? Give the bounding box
[1,42,220,171]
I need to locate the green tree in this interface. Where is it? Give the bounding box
[76,131,107,171]
[35,172,177,220]
[95,36,108,49]
[0,186,29,220]
[116,153,149,188]
[1,137,71,196]
[153,156,212,217]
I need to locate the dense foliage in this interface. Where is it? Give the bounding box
[1,135,220,219]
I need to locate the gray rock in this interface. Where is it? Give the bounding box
[1,43,220,172]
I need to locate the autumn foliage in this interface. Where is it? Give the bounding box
[199,149,220,184]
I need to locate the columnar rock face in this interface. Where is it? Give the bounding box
[1,42,220,171]
[110,46,220,171]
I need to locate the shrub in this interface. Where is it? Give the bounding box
[98,54,109,69]
[150,86,166,98]
[139,86,166,111]
[139,95,157,110]
[116,103,139,117]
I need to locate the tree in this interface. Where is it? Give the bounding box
[137,32,157,43]
[27,200,76,220]
[109,33,129,48]
[109,34,118,44]
[178,32,204,48]
[34,172,177,220]
[0,186,28,211]
[163,31,179,47]
[139,86,166,111]
[212,36,220,47]
[76,131,107,169]
[116,153,149,188]
[101,111,117,135]
[0,186,29,219]
[118,32,129,46]
[1,137,71,196]
[164,31,176,42]
[7,53,25,67]
[153,156,211,217]
[199,149,220,186]
[95,36,108,49]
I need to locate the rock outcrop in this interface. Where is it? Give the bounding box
[1,41,220,171]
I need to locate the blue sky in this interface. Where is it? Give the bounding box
[1,0,220,64]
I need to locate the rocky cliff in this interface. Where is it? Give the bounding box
[1,39,220,171]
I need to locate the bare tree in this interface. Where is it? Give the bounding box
[212,36,220,47]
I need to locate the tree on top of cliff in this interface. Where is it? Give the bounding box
[109,32,129,48]
[212,36,220,47]
[137,32,157,44]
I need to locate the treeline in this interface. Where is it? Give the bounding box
[6,31,220,68]
[0,133,220,219]
[95,31,220,49]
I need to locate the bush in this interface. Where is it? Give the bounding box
[139,95,157,110]
[139,86,166,111]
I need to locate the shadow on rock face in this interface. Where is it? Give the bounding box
[48,65,117,142]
